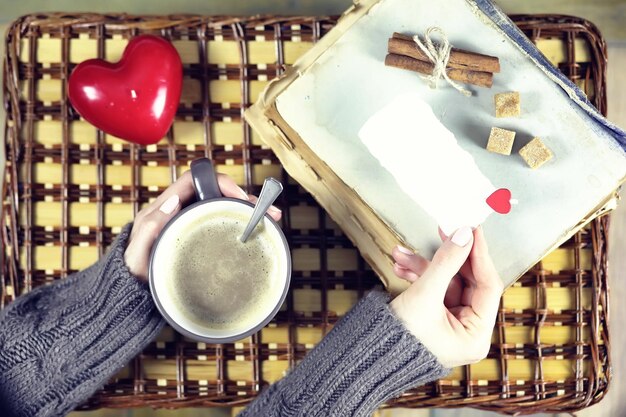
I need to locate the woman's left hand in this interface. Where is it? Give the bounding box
[124,170,282,281]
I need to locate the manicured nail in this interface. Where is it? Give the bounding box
[159,195,180,214]
[396,245,413,255]
[237,186,250,200]
[269,205,282,214]
[451,226,473,247]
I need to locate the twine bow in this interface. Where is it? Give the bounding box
[412,27,472,97]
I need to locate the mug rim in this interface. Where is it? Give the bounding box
[148,196,291,344]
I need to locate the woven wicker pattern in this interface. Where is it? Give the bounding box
[1,13,610,414]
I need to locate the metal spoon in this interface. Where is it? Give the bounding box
[240,177,283,243]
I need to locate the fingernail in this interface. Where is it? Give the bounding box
[396,245,413,255]
[451,226,473,247]
[237,186,250,200]
[269,205,282,214]
[159,195,180,214]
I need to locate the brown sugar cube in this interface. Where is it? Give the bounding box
[495,91,521,118]
[519,137,554,169]
[486,127,516,155]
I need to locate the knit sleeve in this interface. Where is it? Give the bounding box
[238,291,449,417]
[0,223,165,417]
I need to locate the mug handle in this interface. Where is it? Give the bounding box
[190,158,222,201]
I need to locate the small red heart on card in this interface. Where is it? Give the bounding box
[486,188,512,214]
[68,35,182,145]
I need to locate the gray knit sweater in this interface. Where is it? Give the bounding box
[0,224,448,417]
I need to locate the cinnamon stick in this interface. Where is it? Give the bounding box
[390,32,500,73]
[385,53,493,88]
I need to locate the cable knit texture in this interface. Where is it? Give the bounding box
[0,224,165,417]
[239,291,450,417]
[0,224,448,417]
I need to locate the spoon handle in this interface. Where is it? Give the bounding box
[240,177,283,243]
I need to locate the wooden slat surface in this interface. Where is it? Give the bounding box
[0,7,620,416]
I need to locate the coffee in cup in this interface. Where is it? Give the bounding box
[149,158,291,343]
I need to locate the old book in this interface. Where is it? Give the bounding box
[245,0,626,292]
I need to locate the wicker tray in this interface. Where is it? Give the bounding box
[1,13,610,415]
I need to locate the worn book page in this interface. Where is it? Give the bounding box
[274,0,626,286]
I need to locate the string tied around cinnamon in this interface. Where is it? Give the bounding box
[412,27,472,97]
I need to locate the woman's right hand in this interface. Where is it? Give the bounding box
[389,226,503,368]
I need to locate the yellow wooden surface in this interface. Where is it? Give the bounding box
[0,1,624,416]
[10,17,610,417]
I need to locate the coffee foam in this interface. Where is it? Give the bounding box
[161,209,284,333]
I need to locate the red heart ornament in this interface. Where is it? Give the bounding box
[486,188,512,214]
[68,35,182,145]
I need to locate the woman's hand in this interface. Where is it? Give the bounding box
[389,226,503,368]
[124,170,282,281]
